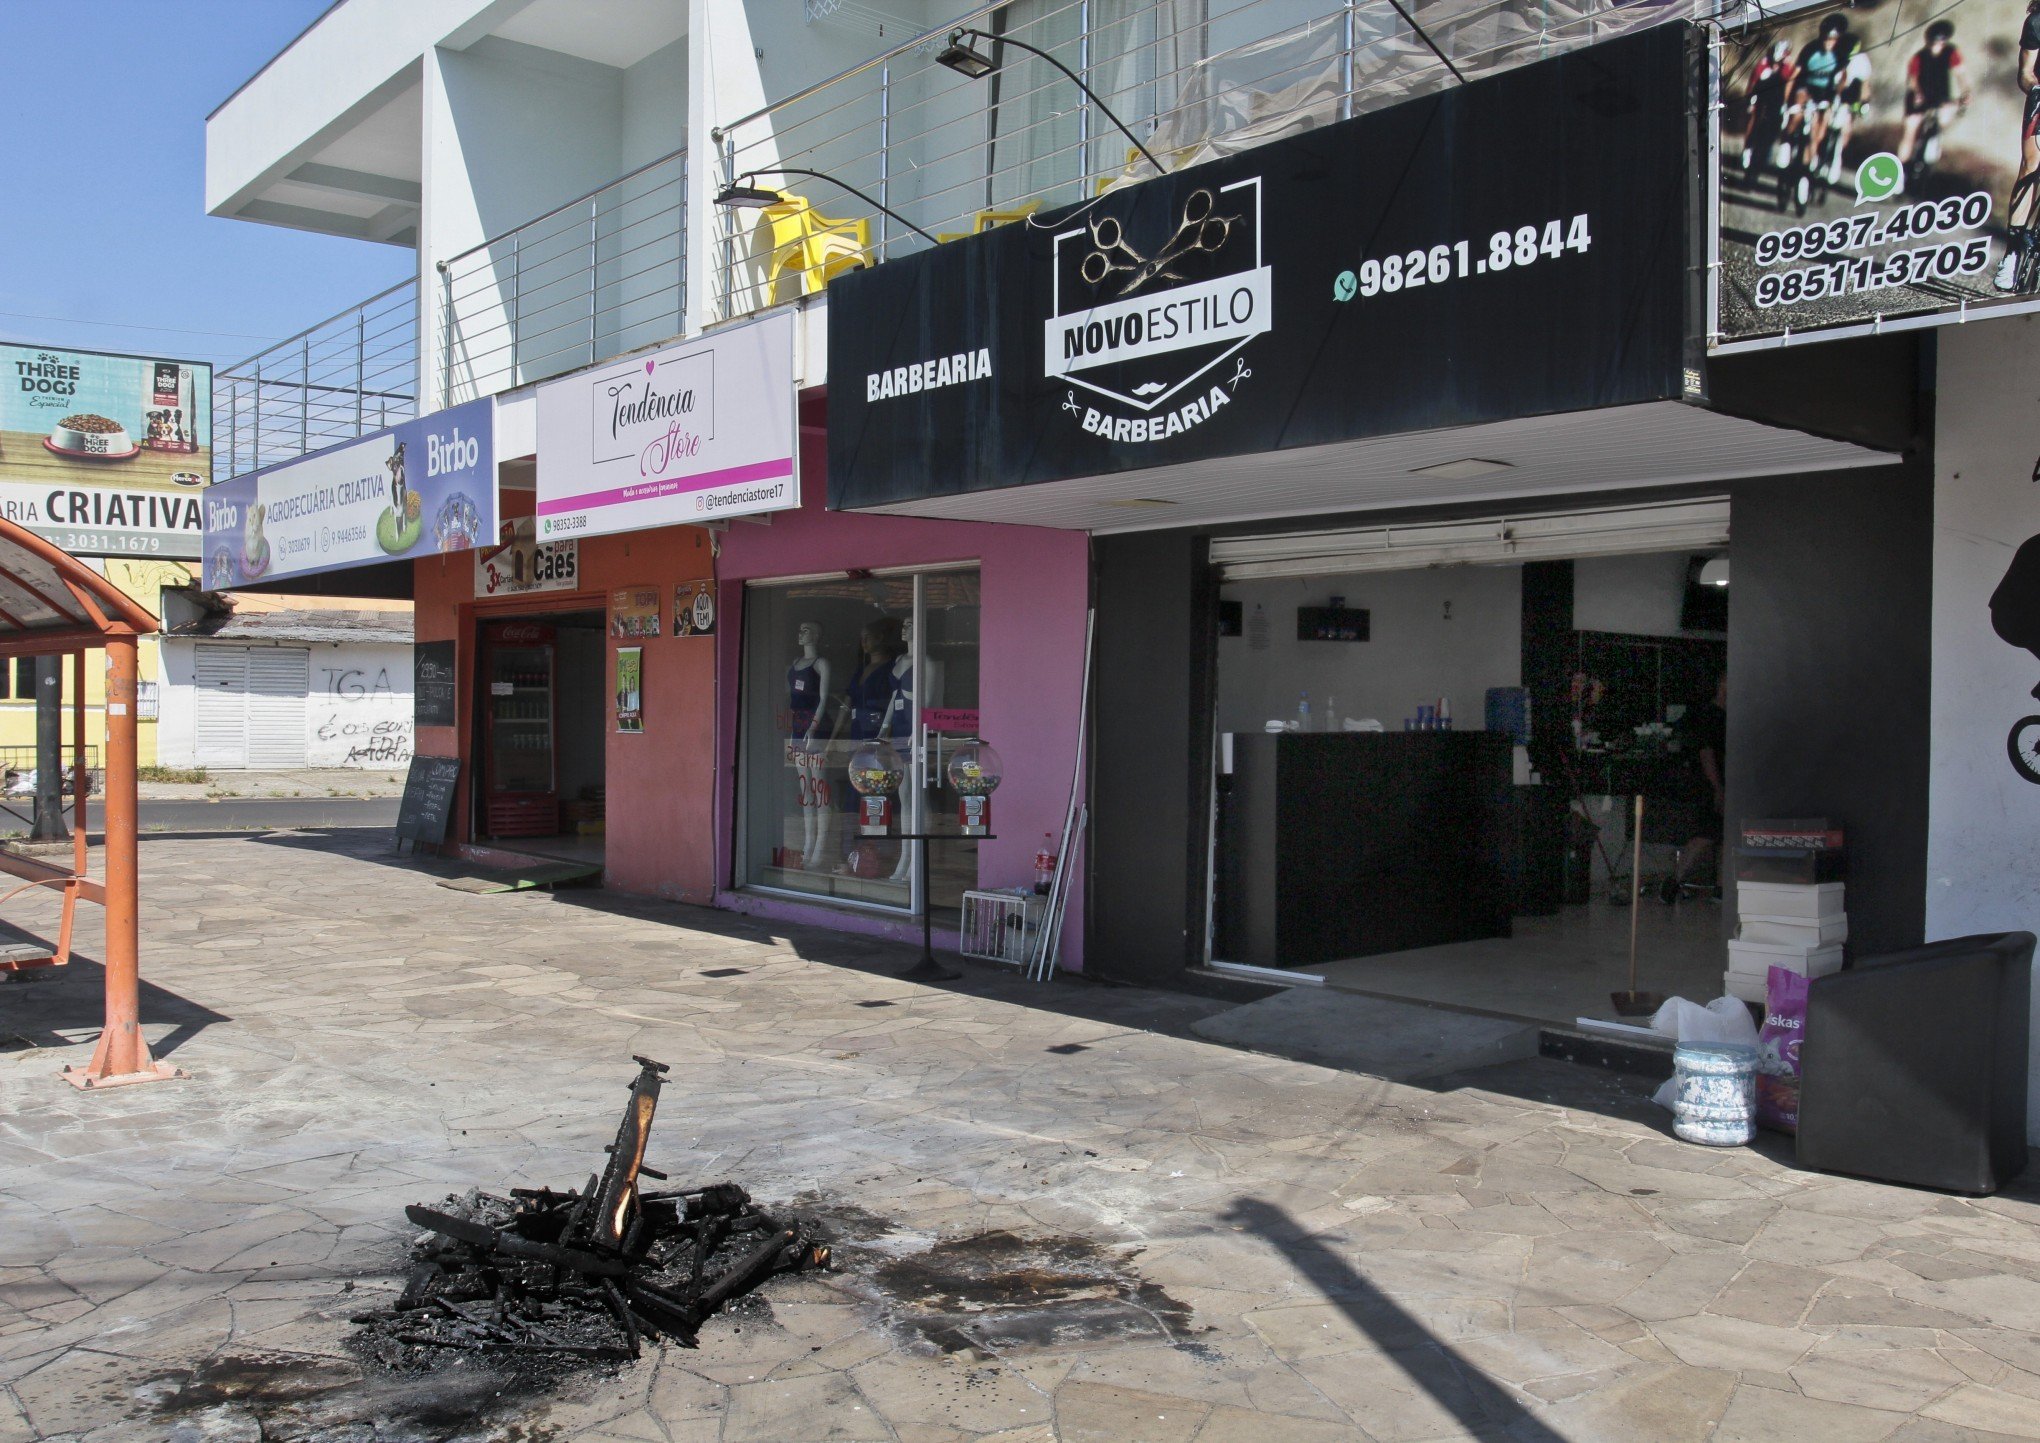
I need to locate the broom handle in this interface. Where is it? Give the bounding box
[1628,793,1644,991]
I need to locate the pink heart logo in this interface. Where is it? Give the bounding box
[645,361,655,374]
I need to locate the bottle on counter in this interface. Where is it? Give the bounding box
[1297,690,1311,731]
[1439,696,1452,730]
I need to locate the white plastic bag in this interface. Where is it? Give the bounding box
[1650,996,1759,1047]
[1648,995,1760,1110]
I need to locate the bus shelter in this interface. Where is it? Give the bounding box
[0,519,178,1088]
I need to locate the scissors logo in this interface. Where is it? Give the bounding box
[1080,189,1241,299]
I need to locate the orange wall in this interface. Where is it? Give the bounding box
[413,521,717,903]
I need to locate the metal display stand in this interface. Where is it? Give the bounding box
[891,832,994,982]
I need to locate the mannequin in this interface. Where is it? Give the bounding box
[786,622,835,870]
[835,617,904,877]
[882,619,947,882]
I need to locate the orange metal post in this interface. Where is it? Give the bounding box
[64,636,179,1089]
[71,650,86,881]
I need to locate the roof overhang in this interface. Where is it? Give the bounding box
[844,402,1899,534]
[0,519,159,658]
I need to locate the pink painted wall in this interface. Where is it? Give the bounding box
[714,420,1092,970]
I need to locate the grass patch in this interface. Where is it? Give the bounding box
[138,765,210,784]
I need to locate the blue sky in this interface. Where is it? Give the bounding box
[0,0,412,373]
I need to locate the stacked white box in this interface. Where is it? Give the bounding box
[1727,882,1848,1003]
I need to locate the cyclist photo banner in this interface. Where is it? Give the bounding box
[1714,0,2040,346]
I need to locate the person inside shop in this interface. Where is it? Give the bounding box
[1661,672,1727,903]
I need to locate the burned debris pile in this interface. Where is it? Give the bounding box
[352,1056,829,1369]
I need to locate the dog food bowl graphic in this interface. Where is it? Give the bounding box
[45,414,137,460]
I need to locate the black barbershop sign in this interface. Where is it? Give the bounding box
[829,23,1693,508]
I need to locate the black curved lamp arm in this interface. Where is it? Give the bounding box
[953,28,1167,177]
[725,166,939,244]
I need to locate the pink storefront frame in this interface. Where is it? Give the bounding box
[713,431,1091,971]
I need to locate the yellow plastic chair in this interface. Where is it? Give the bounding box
[974,199,1041,231]
[753,192,872,302]
[937,198,1044,243]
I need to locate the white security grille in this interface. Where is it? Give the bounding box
[192,645,309,769]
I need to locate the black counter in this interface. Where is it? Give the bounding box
[1216,731,1513,967]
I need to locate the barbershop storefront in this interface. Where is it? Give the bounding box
[825,21,1931,1015]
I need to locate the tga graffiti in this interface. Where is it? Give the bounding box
[321,667,398,699]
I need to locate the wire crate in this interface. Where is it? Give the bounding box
[960,889,1044,966]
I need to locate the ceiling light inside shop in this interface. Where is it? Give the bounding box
[1409,458,1514,479]
[1698,556,1730,588]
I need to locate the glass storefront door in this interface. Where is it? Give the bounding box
[739,567,981,915]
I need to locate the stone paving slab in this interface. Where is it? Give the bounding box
[0,828,2037,1442]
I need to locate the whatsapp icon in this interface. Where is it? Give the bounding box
[1855,152,1904,205]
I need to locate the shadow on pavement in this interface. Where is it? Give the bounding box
[1,953,227,1061]
[244,828,1677,1129]
[1225,1195,1567,1441]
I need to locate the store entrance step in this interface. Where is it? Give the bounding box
[1189,988,1540,1081]
[435,861,603,894]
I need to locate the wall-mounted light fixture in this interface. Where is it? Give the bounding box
[715,167,938,244]
[937,28,1167,179]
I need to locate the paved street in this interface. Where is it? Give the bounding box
[3,831,2040,1442]
[2,797,400,840]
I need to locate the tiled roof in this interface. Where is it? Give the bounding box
[167,608,413,645]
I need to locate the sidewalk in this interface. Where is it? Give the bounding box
[2,830,2038,1442]
[137,766,409,801]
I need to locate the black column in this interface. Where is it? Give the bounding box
[1520,561,1575,784]
[1090,531,1211,987]
[1726,461,1933,955]
[30,656,68,843]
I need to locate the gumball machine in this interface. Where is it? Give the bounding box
[847,741,906,836]
[945,742,1004,836]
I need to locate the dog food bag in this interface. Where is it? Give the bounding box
[1755,964,1810,1133]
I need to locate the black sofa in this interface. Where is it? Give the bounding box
[1797,931,2033,1195]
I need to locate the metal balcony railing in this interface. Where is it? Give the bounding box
[713,0,1687,318]
[438,150,688,405]
[215,280,417,478]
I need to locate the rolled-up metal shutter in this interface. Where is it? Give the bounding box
[1209,498,1731,581]
[194,645,249,769]
[192,644,309,769]
[245,648,309,768]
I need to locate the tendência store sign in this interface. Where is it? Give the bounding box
[535,311,799,541]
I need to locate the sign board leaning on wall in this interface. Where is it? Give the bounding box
[1713,0,2040,348]
[0,342,211,557]
[200,398,496,588]
[534,310,798,541]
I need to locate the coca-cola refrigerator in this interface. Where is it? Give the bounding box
[481,620,558,837]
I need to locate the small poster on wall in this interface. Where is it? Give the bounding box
[610,586,661,638]
[673,579,716,637]
[616,646,644,733]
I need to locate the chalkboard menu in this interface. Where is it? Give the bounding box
[415,641,457,728]
[395,755,461,851]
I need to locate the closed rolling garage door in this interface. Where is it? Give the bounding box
[194,645,309,769]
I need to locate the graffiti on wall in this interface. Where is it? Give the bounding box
[315,664,415,768]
